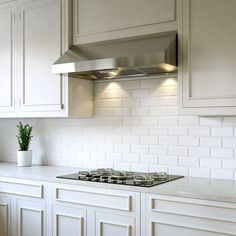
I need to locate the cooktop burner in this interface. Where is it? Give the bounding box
[57,168,184,187]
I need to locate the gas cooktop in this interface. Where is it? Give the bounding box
[57,168,183,187]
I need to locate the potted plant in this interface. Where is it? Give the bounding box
[16,122,33,167]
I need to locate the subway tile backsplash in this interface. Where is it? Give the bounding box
[1,76,236,180]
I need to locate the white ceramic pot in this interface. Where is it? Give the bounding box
[17,150,32,167]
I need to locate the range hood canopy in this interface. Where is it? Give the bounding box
[52,33,177,80]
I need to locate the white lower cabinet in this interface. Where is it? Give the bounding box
[53,184,140,236]
[143,194,236,236]
[2,177,236,236]
[0,196,11,236]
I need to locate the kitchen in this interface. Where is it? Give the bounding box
[0,0,236,235]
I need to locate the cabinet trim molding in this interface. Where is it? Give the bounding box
[55,212,84,236]
[55,186,132,211]
[99,220,132,236]
[19,207,44,236]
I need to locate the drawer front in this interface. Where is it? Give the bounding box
[147,194,236,223]
[145,194,236,236]
[0,177,43,198]
[54,185,135,212]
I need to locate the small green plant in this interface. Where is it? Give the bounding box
[16,122,33,151]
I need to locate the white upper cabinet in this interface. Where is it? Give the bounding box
[0,1,17,117]
[73,0,177,44]
[18,0,64,115]
[179,0,236,116]
[0,0,93,118]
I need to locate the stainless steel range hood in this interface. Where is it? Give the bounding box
[52,33,177,80]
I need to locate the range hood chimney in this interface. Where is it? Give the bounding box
[52,33,177,80]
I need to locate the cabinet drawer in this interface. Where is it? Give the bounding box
[147,194,236,223]
[0,177,43,198]
[54,185,135,212]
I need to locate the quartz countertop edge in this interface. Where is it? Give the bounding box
[0,162,236,204]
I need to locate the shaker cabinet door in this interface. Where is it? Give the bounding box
[18,0,66,117]
[0,1,17,116]
[73,0,177,44]
[0,196,10,236]
[179,0,236,115]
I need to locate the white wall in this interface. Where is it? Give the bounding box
[1,76,236,180]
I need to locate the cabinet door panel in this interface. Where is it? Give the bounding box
[17,200,45,236]
[96,212,134,236]
[0,2,16,115]
[18,0,64,114]
[74,0,177,44]
[179,0,236,115]
[53,205,86,236]
[0,196,10,236]
[152,223,229,236]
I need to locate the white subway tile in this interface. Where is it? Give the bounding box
[114,144,131,153]
[132,89,149,98]
[149,165,168,172]
[189,168,210,178]
[169,166,188,176]
[158,96,177,106]
[189,127,210,136]
[141,97,158,106]
[131,126,149,135]
[123,136,139,144]
[150,106,169,116]
[159,136,178,146]
[150,146,168,155]
[223,117,236,126]
[200,137,221,147]
[211,169,234,180]
[211,148,234,158]
[106,135,122,144]
[223,138,236,147]
[211,127,233,137]
[131,107,149,116]
[189,147,210,157]
[169,146,188,156]
[200,117,222,126]
[200,158,221,168]
[159,156,178,165]
[169,127,188,136]
[140,136,158,145]
[106,153,122,162]
[140,117,158,126]
[179,116,199,126]
[122,98,140,107]
[140,155,158,164]
[131,145,149,154]
[123,154,140,163]
[131,163,149,172]
[149,126,168,136]
[159,117,178,126]
[179,157,199,167]
[114,162,131,171]
[179,136,199,146]
[223,160,236,169]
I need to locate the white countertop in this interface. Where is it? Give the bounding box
[0,162,236,203]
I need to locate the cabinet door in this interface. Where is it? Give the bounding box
[73,0,177,44]
[18,0,68,117]
[179,0,236,115]
[96,212,135,236]
[0,1,17,116]
[17,200,46,236]
[53,205,86,236]
[0,196,10,236]
[150,222,230,236]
